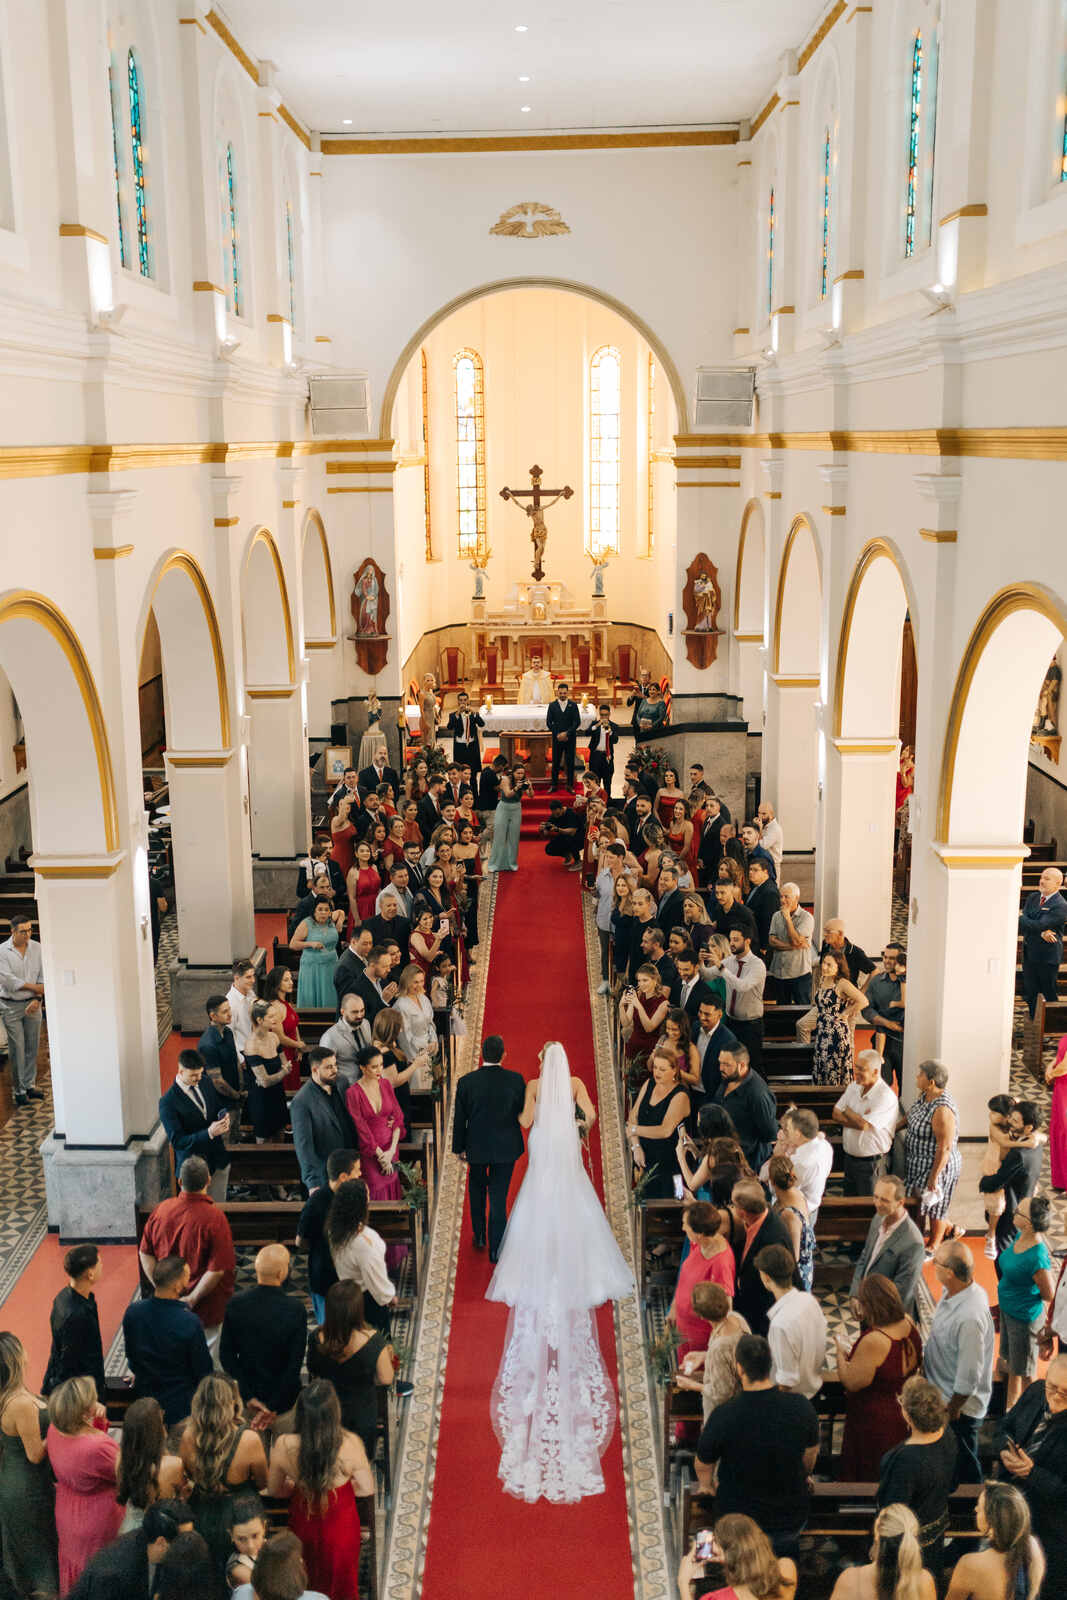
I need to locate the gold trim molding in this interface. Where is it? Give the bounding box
[323,129,739,156]
[266,313,291,326]
[733,327,750,334]
[936,850,1030,871]
[832,539,912,738]
[326,485,393,494]
[831,739,899,754]
[798,0,847,70]
[847,5,874,18]
[32,860,122,880]
[93,545,134,559]
[939,204,988,226]
[0,593,119,852]
[937,585,1067,841]
[772,305,797,316]
[214,516,238,528]
[246,686,297,700]
[822,505,846,516]
[833,269,864,284]
[304,638,337,652]
[764,490,782,499]
[145,553,232,749]
[59,224,107,245]
[674,455,742,470]
[770,674,820,688]
[325,460,396,475]
[734,631,764,644]
[193,281,224,294]
[919,528,957,542]
[773,514,820,675]
[751,95,779,136]
[165,752,234,769]
[282,499,299,509]
[676,480,740,489]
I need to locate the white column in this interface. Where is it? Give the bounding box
[247,688,311,858]
[822,740,900,953]
[764,674,820,851]
[734,635,765,729]
[165,751,254,964]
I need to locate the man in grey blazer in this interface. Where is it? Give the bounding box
[849,1173,925,1313]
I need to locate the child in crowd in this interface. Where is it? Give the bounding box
[226,1493,267,1590]
[981,1094,1046,1258]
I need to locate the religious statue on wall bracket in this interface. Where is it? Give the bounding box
[681,554,723,669]
[349,558,390,676]
[1032,653,1062,763]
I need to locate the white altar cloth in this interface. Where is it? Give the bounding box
[405,704,597,735]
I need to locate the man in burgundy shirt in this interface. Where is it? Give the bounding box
[139,1154,236,1361]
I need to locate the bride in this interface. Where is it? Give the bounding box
[486,1042,635,1504]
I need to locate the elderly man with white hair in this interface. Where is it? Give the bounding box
[831,1048,899,1194]
[767,882,815,1003]
[1019,863,1067,1019]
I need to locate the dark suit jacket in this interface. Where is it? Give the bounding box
[698,1020,739,1100]
[296,858,346,901]
[452,1063,526,1165]
[364,913,411,963]
[359,763,399,795]
[158,1078,229,1174]
[290,1078,358,1192]
[848,1211,925,1311]
[670,974,717,1023]
[712,1071,778,1170]
[696,808,731,875]
[746,844,778,882]
[657,889,688,934]
[546,698,581,743]
[333,949,368,1009]
[1020,890,1067,966]
[65,1529,153,1600]
[978,1143,1043,1213]
[220,1283,306,1413]
[586,722,622,777]
[417,795,444,841]
[993,1381,1067,1580]
[355,972,389,1024]
[445,711,485,760]
[478,767,501,809]
[732,1208,797,1338]
[42,1286,105,1397]
[746,880,781,956]
[197,1022,242,1096]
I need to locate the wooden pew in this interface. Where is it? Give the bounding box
[760,1004,810,1040]
[227,1134,431,1219]
[762,1039,815,1073]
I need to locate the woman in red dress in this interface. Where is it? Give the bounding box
[382,815,407,870]
[267,1382,375,1600]
[265,965,306,1092]
[347,839,382,926]
[409,907,447,977]
[835,1274,922,1480]
[1046,1034,1067,1190]
[330,796,358,882]
[654,765,684,828]
[668,1203,736,1359]
[667,797,694,864]
[400,798,422,846]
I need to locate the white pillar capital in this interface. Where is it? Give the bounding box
[760,455,785,494]
[87,488,139,524]
[210,472,244,512]
[914,472,962,505]
[818,463,849,493]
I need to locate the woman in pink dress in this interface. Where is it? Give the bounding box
[1046,1033,1067,1189]
[668,1202,736,1360]
[45,1376,123,1592]
[346,1046,407,1270]
[266,964,306,1093]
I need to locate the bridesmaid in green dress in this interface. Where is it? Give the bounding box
[0,1331,59,1598]
[293,898,341,1008]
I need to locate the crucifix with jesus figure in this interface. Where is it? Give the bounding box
[499,464,573,581]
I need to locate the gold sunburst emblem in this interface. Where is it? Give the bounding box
[489,201,571,238]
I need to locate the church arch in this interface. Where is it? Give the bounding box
[938,584,1066,847]
[139,551,231,749]
[381,276,689,439]
[300,510,336,644]
[241,527,296,686]
[772,513,822,676]
[0,592,119,855]
[833,539,916,740]
[734,498,766,635]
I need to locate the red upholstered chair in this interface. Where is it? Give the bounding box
[480,646,509,701]
[570,644,598,695]
[522,637,547,671]
[612,644,639,705]
[439,647,466,700]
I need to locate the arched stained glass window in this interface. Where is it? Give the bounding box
[108,60,128,269]
[285,200,296,325]
[127,50,150,277]
[454,349,485,558]
[590,346,621,558]
[422,348,433,560]
[1061,97,1067,182]
[767,187,775,318]
[646,353,655,557]
[819,128,832,299]
[225,142,241,316]
[905,32,923,257]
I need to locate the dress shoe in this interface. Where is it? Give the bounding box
[472,1235,486,1250]
[25,1088,44,1101]
[395,1379,415,1398]
[489,1248,500,1263]
[13,1094,26,1108]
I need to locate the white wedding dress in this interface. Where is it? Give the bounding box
[486,1043,635,1503]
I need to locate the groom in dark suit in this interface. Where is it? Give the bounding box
[452,1033,526,1260]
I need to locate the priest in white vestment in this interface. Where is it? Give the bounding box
[517,654,554,705]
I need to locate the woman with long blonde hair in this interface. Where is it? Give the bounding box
[0,1330,58,1597]
[829,1503,934,1600]
[179,1373,266,1572]
[677,1511,796,1599]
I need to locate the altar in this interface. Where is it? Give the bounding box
[471,581,608,675]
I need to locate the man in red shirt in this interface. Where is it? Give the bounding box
[139,1154,236,1361]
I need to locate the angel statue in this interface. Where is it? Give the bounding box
[588,551,612,598]
[469,546,492,600]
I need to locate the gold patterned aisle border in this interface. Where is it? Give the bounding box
[583,894,673,1599]
[381,873,498,1600]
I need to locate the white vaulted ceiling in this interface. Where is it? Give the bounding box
[217,0,831,135]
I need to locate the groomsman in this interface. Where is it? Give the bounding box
[586,703,623,797]
[546,681,581,791]
[446,690,485,772]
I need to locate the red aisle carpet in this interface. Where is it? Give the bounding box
[420,789,634,1599]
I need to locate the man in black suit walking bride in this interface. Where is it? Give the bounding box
[452,1033,525,1261]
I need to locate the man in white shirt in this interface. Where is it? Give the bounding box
[318,994,372,1088]
[0,916,45,1106]
[757,800,784,877]
[757,1242,827,1398]
[764,1107,833,1225]
[226,959,257,1059]
[708,928,767,1076]
[832,1048,900,1194]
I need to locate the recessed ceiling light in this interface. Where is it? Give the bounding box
[515,23,528,31]
[342,119,352,125]
[519,74,531,82]
[521,105,531,113]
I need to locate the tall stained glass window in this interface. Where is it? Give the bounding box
[108,60,128,269]
[127,50,150,277]
[454,349,485,558]
[646,353,655,557]
[225,142,241,316]
[820,128,832,299]
[285,200,296,325]
[767,187,776,318]
[590,346,621,558]
[905,32,923,257]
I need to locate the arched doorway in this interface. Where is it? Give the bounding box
[301,509,339,740]
[139,551,254,978]
[927,584,1066,1130]
[733,498,767,732]
[765,515,822,852]
[240,529,310,863]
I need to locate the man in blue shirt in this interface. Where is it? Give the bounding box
[122,1255,212,1425]
[924,1240,995,1482]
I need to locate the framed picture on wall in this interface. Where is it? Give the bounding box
[324,746,352,783]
